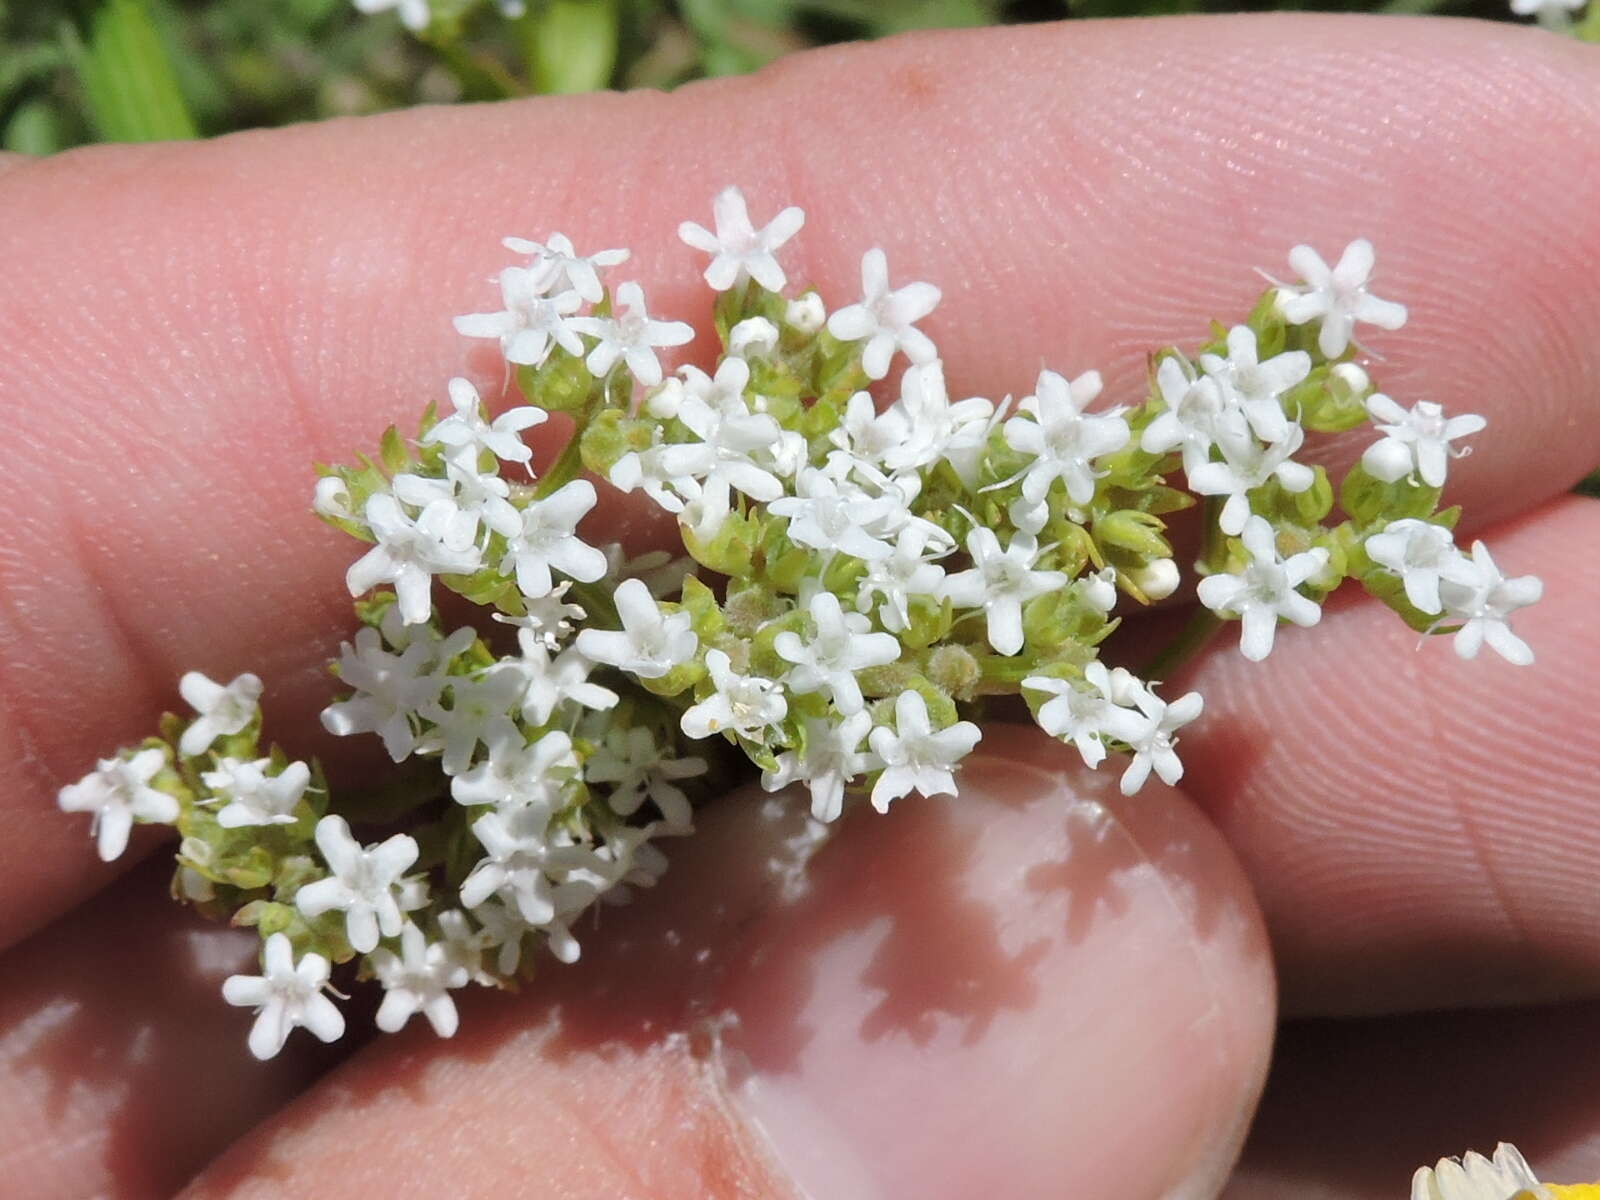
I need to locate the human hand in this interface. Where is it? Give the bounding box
[2,13,1597,1198]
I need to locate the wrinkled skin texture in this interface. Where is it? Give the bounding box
[1,13,1599,1199]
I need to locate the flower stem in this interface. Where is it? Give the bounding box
[1140,607,1223,682]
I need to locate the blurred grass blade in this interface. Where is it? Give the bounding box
[62,0,198,143]
[529,0,620,94]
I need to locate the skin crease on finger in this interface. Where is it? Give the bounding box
[172,729,1274,1200]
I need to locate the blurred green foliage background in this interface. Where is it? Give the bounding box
[0,0,1552,154]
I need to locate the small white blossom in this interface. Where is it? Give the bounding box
[826,248,941,380]
[178,671,263,757]
[460,807,600,926]
[775,591,900,714]
[419,666,526,775]
[941,528,1067,656]
[352,0,430,31]
[585,725,705,830]
[222,933,344,1061]
[678,187,805,293]
[451,730,579,812]
[493,583,584,651]
[769,467,898,562]
[502,232,628,304]
[1001,368,1129,507]
[1361,395,1486,489]
[393,452,522,546]
[763,711,877,823]
[1438,541,1543,666]
[1276,238,1408,358]
[1365,518,1477,615]
[454,266,584,368]
[1079,566,1119,614]
[500,479,607,599]
[1141,357,1239,473]
[295,815,419,954]
[58,748,177,862]
[1196,517,1329,661]
[1187,424,1315,536]
[868,690,981,812]
[470,897,536,976]
[1197,326,1308,444]
[1024,661,1146,769]
[370,922,470,1038]
[1115,680,1204,796]
[575,578,698,679]
[203,757,311,828]
[656,391,788,524]
[347,493,483,624]
[511,640,618,726]
[856,523,949,633]
[1410,1143,1547,1200]
[567,281,693,387]
[882,361,1000,485]
[422,377,547,466]
[681,649,787,741]
[321,625,472,761]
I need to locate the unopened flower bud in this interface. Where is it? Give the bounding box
[313,476,353,520]
[730,316,779,358]
[1132,558,1180,601]
[1361,436,1414,484]
[1328,362,1370,403]
[785,293,826,335]
[1079,566,1118,613]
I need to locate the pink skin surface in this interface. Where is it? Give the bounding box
[0,12,1597,1198]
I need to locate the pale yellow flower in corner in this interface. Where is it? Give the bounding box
[1411,1142,1600,1200]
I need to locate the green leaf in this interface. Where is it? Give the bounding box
[63,0,199,143]
[527,0,619,94]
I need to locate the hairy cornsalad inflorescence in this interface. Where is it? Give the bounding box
[57,188,1542,1060]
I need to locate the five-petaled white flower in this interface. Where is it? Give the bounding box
[575,577,698,679]
[775,591,900,714]
[1186,424,1316,536]
[678,186,805,293]
[422,377,548,466]
[502,232,629,304]
[681,650,787,740]
[882,361,1001,485]
[203,757,311,828]
[856,524,948,633]
[1024,661,1145,770]
[295,815,419,954]
[763,711,877,823]
[348,493,483,625]
[567,281,694,387]
[1275,238,1408,358]
[868,690,982,812]
[393,453,522,547]
[453,266,584,367]
[420,666,527,775]
[941,528,1067,656]
[1000,368,1129,508]
[1361,395,1486,489]
[1196,517,1329,661]
[585,725,705,830]
[57,748,177,862]
[370,922,470,1038]
[825,248,941,380]
[1437,541,1543,666]
[460,807,602,926]
[499,479,607,599]
[1365,518,1477,615]
[178,670,263,757]
[1410,1142,1548,1200]
[511,642,618,726]
[1114,680,1204,796]
[222,932,345,1061]
[450,730,579,812]
[768,467,899,562]
[321,625,472,761]
[1141,356,1239,472]
[1197,326,1308,444]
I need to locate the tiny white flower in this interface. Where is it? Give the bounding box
[1186,424,1315,536]
[502,232,629,304]
[471,897,536,976]
[786,292,826,335]
[1438,541,1543,666]
[203,757,311,828]
[393,452,522,546]
[1197,326,1308,444]
[460,806,601,926]
[422,377,548,466]
[1196,517,1329,661]
[57,748,177,862]
[1115,680,1204,796]
[347,493,483,624]
[1024,661,1145,770]
[1365,518,1478,615]
[434,908,497,987]
[499,479,607,599]
[585,725,705,830]
[451,730,579,812]
[826,248,941,380]
[295,815,419,954]
[729,316,780,358]
[1079,566,1119,614]
[1141,357,1240,473]
[775,591,900,715]
[352,0,430,32]
[1276,238,1408,358]
[941,528,1067,656]
[222,933,345,1061]
[454,266,584,367]
[511,641,618,726]
[1361,395,1486,489]
[178,671,263,757]
[678,187,805,293]
[681,649,787,741]
[492,582,584,651]
[769,467,898,562]
[419,666,526,775]
[882,360,1000,485]
[370,922,470,1038]
[321,625,472,761]
[568,281,694,387]
[868,690,981,812]
[856,523,949,633]
[575,578,698,679]
[1410,1142,1550,1200]
[1001,368,1129,507]
[763,711,877,823]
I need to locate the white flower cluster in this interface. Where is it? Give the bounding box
[56,191,1546,1065]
